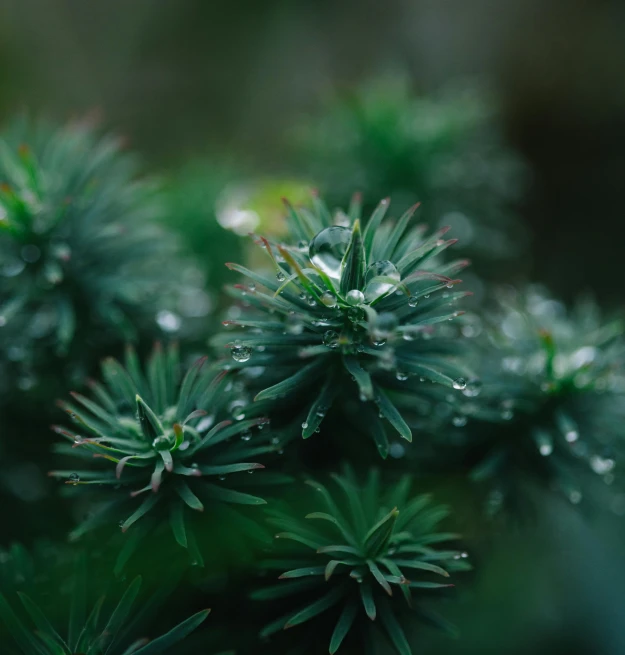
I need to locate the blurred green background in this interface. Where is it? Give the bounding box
[1,1,625,654]
[1,0,624,300]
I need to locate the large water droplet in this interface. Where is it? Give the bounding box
[309,226,351,279]
[346,289,365,306]
[452,377,467,391]
[156,310,182,333]
[408,296,418,308]
[68,473,80,485]
[364,260,400,301]
[276,270,286,281]
[320,291,337,308]
[231,345,252,362]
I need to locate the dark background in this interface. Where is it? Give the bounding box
[1,2,625,654]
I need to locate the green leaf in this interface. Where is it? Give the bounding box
[133,609,210,655]
[342,355,373,400]
[368,560,392,596]
[254,359,326,402]
[101,576,142,648]
[329,599,358,654]
[359,582,377,620]
[363,197,390,256]
[284,586,345,629]
[391,560,449,577]
[174,481,204,511]
[378,598,412,655]
[339,219,366,295]
[279,566,326,579]
[305,512,358,549]
[373,386,412,442]
[169,502,188,548]
[301,367,340,438]
[17,593,68,651]
[176,356,207,418]
[203,483,266,505]
[120,494,160,531]
[364,507,399,558]
[68,552,87,651]
[76,596,105,653]
[136,395,164,441]
[0,593,47,654]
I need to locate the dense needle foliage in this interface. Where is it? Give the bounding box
[50,344,275,569]
[253,469,469,654]
[214,194,474,456]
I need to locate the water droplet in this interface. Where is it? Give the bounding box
[118,520,125,528]
[307,295,317,306]
[308,226,351,279]
[346,289,365,306]
[276,271,286,281]
[364,260,400,301]
[218,475,226,481]
[590,456,614,474]
[190,462,199,469]
[565,430,578,443]
[452,378,467,391]
[539,442,553,456]
[408,296,418,308]
[462,379,482,397]
[152,435,171,450]
[389,442,405,459]
[285,312,304,335]
[396,370,408,381]
[240,431,252,441]
[156,310,182,333]
[247,469,254,474]
[301,422,308,429]
[452,415,467,427]
[231,345,252,362]
[74,437,84,445]
[569,490,582,504]
[320,291,337,308]
[424,294,430,299]
[323,330,339,349]
[68,473,80,485]
[298,239,308,250]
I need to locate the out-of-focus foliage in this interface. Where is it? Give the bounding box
[289,75,529,271]
[253,468,469,654]
[448,285,625,513]
[0,545,209,654]
[0,117,200,406]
